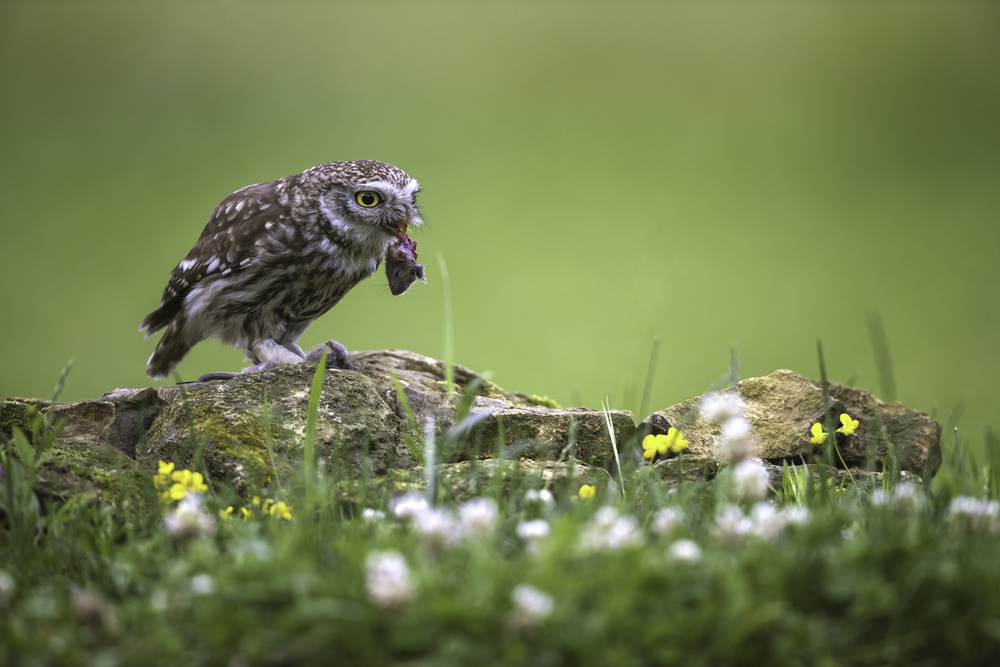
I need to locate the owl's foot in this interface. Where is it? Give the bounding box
[305,340,354,370]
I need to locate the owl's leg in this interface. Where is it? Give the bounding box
[305,340,354,370]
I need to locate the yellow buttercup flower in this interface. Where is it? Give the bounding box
[810,422,828,445]
[578,484,596,499]
[665,427,689,454]
[158,460,175,476]
[642,434,667,460]
[836,413,859,436]
[219,506,235,519]
[241,507,254,520]
[642,428,689,461]
[169,483,187,501]
[269,501,293,520]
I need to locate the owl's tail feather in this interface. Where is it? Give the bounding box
[146,318,193,380]
[139,295,184,338]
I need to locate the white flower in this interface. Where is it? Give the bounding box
[748,502,783,541]
[720,417,754,461]
[713,504,752,543]
[508,585,554,628]
[667,539,702,563]
[580,506,643,551]
[458,498,499,539]
[949,496,1000,532]
[365,551,415,609]
[873,482,925,514]
[651,506,685,536]
[732,460,769,501]
[700,392,746,425]
[411,507,461,551]
[525,488,554,508]
[390,493,430,520]
[780,505,812,527]
[188,573,214,596]
[362,508,386,525]
[163,493,215,540]
[516,519,551,554]
[890,482,924,514]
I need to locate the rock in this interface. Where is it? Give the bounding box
[641,369,941,475]
[3,359,942,505]
[3,351,634,501]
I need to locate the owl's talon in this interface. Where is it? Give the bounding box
[306,340,354,370]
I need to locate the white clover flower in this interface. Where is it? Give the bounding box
[580,506,643,551]
[525,488,555,508]
[508,585,554,628]
[748,502,783,541]
[516,519,551,554]
[651,506,685,536]
[873,482,925,514]
[390,493,430,520]
[411,507,461,551]
[365,550,415,609]
[732,460,770,501]
[779,505,812,527]
[949,496,1000,532]
[890,482,924,514]
[700,392,746,425]
[713,504,752,543]
[362,508,386,526]
[458,498,499,539]
[163,493,215,541]
[720,416,754,462]
[667,539,702,563]
[188,573,214,596]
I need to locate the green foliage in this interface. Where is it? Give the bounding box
[3,394,1000,665]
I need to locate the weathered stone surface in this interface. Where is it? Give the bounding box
[4,351,633,501]
[641,369,941,474]
[4,359,942,504]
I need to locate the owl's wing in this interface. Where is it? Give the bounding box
[140,179,291,335]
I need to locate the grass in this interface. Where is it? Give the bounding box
[2,359,1000,666]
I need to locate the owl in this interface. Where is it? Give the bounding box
[140,160,426,380]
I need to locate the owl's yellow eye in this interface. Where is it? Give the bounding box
[355,191,381,207]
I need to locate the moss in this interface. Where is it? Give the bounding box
[526,395,561,409]
[188,404,274,484]
[0,401,32,439]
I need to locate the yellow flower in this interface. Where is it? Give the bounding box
[642,428,689,461]
[158,460,175,476]
[172,469,191,486]
[665,427,689,454]
[836,413,859,436]
[169,483,187,501]
[642,434,667,460]
[578,484,596,500]
[262,499,275,515]
[241,507,253,520]
[188,472,208,494]
[219,506,234,519]
[810,422,828,445]
[269,501,292,520]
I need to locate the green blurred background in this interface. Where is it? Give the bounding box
[1,2,998,446]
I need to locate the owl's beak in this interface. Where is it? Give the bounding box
[395,220,409,236]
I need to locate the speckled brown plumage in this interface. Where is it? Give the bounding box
[140,160,425,379]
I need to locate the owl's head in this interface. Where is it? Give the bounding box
[308,160,423,244]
